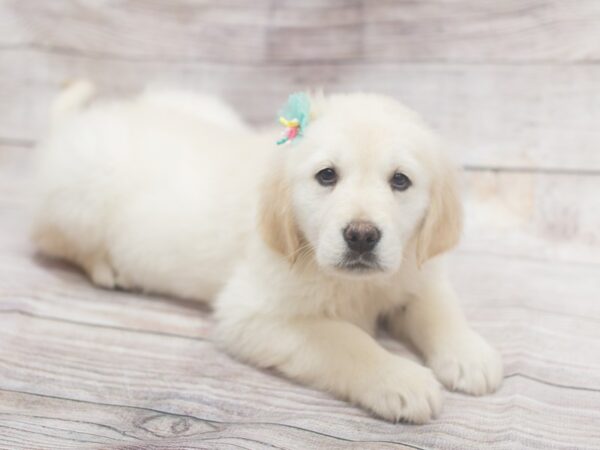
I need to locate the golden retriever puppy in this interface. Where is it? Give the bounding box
[33,82,502,423]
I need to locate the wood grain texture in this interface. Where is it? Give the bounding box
[2,0,600,171]
[4,0,600,64]
[0,390,410,450]
[3,51,600,171]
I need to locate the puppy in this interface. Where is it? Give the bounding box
[33,82,502,423]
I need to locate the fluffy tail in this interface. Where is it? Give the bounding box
[51,79,96,124]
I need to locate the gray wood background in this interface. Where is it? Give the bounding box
[0,1,599,448]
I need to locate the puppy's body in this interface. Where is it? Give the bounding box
[34,84,272,300]
[33,84,502,423]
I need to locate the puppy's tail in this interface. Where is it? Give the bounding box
[51,79,96,124]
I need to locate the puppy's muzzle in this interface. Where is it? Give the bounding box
[343,221,381,253]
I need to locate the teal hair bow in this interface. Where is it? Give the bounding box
[276,92,311,145]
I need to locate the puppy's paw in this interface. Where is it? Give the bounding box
[427,330,503,396]
[87,260,117,289]
[358,358,443,423]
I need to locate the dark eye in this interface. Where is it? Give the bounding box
[390,172,411,191]
[315,168,338,186]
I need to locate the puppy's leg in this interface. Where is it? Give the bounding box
[33,224,117,289]
[216,315,442,423]
[387,276,503,395]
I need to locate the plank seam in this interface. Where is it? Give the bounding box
[505,373,600,393]
[0,423,109,446]
[463,165,600,176]
[0,309,208,342]
[4,43,600,67]
[0,138,35,148]
[0,412,141,441]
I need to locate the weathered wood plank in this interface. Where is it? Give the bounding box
[462,170,600,264]
[1,306,599,449]
[4,0,600,63]
[2,51,600,171]
[0,390,409,450]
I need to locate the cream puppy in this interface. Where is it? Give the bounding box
[33,83,502,423]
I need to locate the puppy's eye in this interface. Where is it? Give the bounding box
[315,168,338,186]
[390,172,411,191]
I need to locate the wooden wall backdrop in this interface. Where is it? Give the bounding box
[1,1,599,449]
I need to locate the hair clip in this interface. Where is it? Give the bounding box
[276,92,310,145]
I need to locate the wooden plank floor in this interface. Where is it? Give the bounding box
[1,147,600,449]
[2,1,600,448]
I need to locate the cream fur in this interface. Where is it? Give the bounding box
[33,83,502,423]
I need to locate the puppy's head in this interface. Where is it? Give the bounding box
[260,93,462,276]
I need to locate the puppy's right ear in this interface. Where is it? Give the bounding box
[258,164,303,262]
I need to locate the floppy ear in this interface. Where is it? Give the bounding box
[258,166,303,262]
[415,162,463,266]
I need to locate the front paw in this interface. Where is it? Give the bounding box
[358,357,443,423]
[427,330,503,395]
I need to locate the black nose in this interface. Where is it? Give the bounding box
[343,221,381,253]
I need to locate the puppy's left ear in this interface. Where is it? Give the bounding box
[415,160,463,266]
